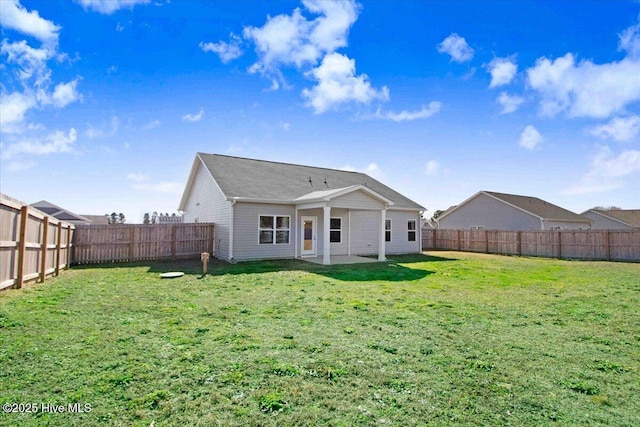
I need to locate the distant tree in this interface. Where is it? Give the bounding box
[118,213,126,224]
[431,209,445,222]
[143,213,151,224]
[110,212,118,224]
[105,212,126,224]
[152,212,158,224]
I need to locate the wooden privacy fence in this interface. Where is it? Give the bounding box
[1,198,74,290]
[72,223,214,264]
[422,229,640,262]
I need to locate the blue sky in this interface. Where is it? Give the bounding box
[1,0,639,222]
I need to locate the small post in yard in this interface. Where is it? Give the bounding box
[201,252,210,276]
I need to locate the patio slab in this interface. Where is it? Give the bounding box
[300,255,387,265]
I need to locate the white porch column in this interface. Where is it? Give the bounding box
[323,206,331,265]
[379,208,387,261]
[294,206,299,258]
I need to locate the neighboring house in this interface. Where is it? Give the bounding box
[30,200,93,225]
[581,209,640,230]
[178,153,425,264]
[436,191,591,230]
[80,215,111,225]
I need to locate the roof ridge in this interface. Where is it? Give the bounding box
[198,152,365,175]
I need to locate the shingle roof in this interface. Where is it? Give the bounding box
[589,209,640,227]
[196,153,424,210]
[483,191,589,223]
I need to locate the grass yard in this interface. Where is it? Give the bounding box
[1,252,639,426]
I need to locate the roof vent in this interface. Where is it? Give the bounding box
[324,178,328,187]
[308,176,313,186]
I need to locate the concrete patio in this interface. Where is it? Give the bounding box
[300,255,388,265]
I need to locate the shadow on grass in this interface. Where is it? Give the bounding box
[72,253,452,282]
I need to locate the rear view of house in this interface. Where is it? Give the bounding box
[178,153,425,264]
[437,191,591,230]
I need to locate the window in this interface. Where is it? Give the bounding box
[330,217,342,243]
[408,220,417,242]
[259,215,290,244]
[469,225,485,230]
[385,219,391,242]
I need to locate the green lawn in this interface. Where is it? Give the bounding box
[1,252,639,426]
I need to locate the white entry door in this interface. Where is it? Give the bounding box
[301,216,317,256]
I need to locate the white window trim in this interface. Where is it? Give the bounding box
[385,218,392,243]
[258,215,291,245]
[408,219,417,242]
[330,217,342,244]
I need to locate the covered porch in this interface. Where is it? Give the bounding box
[293,185,394,265]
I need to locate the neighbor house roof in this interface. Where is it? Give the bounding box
[30,200,92,224]
[582,209,640,228]
[439,191,590,224]
[180,153,425,210]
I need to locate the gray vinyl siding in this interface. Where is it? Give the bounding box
[349,210,381,255]
[329,190,385,210]
[327,208,349,255]
[233,202,296,261]
[385,210,421,254]
[438,193,541,230]
[582,211,631,230]
[182,163,231,260]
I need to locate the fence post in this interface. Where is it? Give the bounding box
[516,231,522,256]
[557,231,562,259]
[39,217,49,283]
[457,229,461,251]
[208,224,215,256]
[55,222,62,276]
[16,205,29,289]
[605,230,611,261]
[432,229,437,249]
[66,225,72,269]
[485,230,489,253]
[129,227,135,262]
[171,225,177,259]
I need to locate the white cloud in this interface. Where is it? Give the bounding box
[424,160,441,176]
[279,121,291,131]
[487,56,517,88]
[1,39,53,85]
[372,101,442,122]
[437,33,474,63]
[75,0,150,15]
[526,52,640,119]
[2,128,77,159]
[590,116,640,142]
[301,52,389,113]
[519,125,543,150]
[340,162,383,179]
[564,146,640,195]
[243,0,358,76]
[497,92,524,114]
[182,108,205,122]
[126,172,150,182]
[50,78,82,108]
[132,181,183,194]
[5,160,36,172]
[0,0,60,44]
[85,116,119,139]
[619,21,640,59]
[199,33,243,64]
[143,119,161,130]
[0,91,36,132]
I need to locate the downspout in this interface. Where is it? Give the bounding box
[229,199,236,262]
[540,218,545,230]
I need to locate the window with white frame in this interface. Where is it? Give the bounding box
[408,220,417,241]
[469,225,485,230]
[330,217,342,243]
[385,219,392,242]
[259,215,290,244]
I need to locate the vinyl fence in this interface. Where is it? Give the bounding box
[1,198,75,290]
[72,223,214,264]
[422,229,640,262]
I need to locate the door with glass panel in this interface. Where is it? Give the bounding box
[301,216,317,256]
